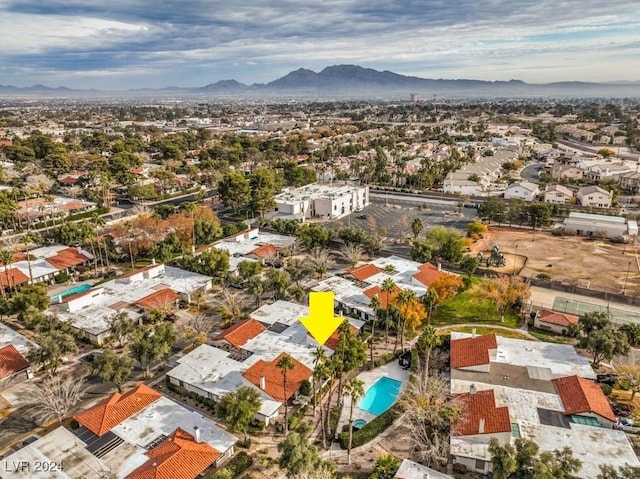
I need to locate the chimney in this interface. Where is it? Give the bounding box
[260,376,266,390]
[151,258,156,266]
[58,295,63,304]
[470,384,476,395]
[471,327,476,338]
[478,418,485,434]
[437,262,442,271]
[194,426,201,443]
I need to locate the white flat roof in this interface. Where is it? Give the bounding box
[312,276,375,317]
[214,231,295,257]
[250,300,309,326]
[452,332,596,380]
[112,395,237,454]
[0,322,38,355]
[0,426,110,479]
[394,459,454,479]
[275,183,366,202]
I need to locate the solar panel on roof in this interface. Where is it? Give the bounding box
[269,322,289,333]
[74,426,125,458]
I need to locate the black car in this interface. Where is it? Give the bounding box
[597,374,619,386]
[357,214,368,220]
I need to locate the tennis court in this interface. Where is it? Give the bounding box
[552,296,640,325]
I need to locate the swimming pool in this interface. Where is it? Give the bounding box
[353,419,367,430]
[51,283,91,302]
[358,376,402,416]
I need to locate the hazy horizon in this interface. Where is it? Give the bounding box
[1,0,639,90]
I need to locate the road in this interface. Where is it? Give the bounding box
[520,163,544,184]
[557,137,640,161]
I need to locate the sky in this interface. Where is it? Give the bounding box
[1,0,639,90]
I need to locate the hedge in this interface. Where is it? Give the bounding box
[207,452,253,479]
[338,404,401,449]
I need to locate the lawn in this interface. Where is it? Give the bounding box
[430,286,520,328]
[527,329,573,344]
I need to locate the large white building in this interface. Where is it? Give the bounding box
[562,212,633,238]
[274,183,369,220]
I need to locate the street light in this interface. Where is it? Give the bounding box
[513,244,518,276]
[623,261,632,295]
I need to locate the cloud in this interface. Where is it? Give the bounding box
[0,0,638,88]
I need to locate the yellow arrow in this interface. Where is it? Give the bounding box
[300,291,344,346]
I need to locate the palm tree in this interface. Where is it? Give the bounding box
[277,353,295,434]
[381,278,396,344]
[21,234,33,284]
[313,360,331,449]
[423,288,439,323]
[369,295,382,369]
[323,356,339,447]
[308,248,335,279]
[284,257,312,286]
[0,248,13,298]
[395,289,418,353]
[311,347,327,416]
[411,217,424,240]
[416,325,443,385]
[343,378,365,465]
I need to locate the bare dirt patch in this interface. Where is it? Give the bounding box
[475,227,639,296]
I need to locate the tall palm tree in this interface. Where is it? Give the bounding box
[369,295,382,369]
[416,325,443,386]
[411,217,424,240]
[311,346,327,416]
[247,277,265,308]
[323,356,338,447]
[381,278,396,344]
[21,234,33,284]
[395,289,418,353]
[343,378,365,465]
[423,288,439,323]
[313,360,330,449]
[276,353,295,434]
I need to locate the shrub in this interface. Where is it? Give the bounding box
[299,379,312,397]
[208,452,253,479]
[611,235,626,244]
[453,463,469,474]
[237,438,252,449]
[288,406,307,430]
[551,228,564,236]
[600,384,613,396]
[54,271,70,284]
[564,228,577,236]
[535,272,551,281]
[338,404,401,449]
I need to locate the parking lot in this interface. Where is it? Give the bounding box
[341,197,478,246]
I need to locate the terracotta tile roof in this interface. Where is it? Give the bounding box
[412,262,445,287]
[136,288,180,310]
[347,263,382,281]
[537,310,579,327]
[0,267,30,288]
[126,428,221,479]
[451,389,511,436]
[74,384,162,436]
[363,285,401,309]
[213,319,266,348]
[324,325,358,351]
[0,345,30,379]
[450,334,497,369]
[250,243,278,259]
[242,353,312,402]
[553,375,616,422]
[45,247,91,270]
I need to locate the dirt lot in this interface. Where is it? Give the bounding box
[470,227,640,296]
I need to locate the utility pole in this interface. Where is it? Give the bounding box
[513,244,518,276]
[623,260,632,295]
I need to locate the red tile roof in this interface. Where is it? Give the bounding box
[363,285,401,309]
[450,334,497,369]
[45,247,91,270]
[74,384,162,436]
[213,319,266,348]
[553,375,616,422]
[126,428,221,479]
[452,389,511,436]
[324,325,358,351]
[136,288,180,310]
[347,263,382,281]
[242,353,312,402]
[250,243,278,259]
[0,267,30,288]
[537,310,579,327]
[0,345,30,379]
[412,262,445,287]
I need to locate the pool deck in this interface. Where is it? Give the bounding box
[336,360,409,436]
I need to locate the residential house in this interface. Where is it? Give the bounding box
[16,196,97,227]
[449,333,637,478]
[503,181,539,202]
[211,228,295,272]
[533,309,579,335]
[393,459,454,479]
[543,184,574,204]
[576,186,612,208]
[50,263,212,345]
[617,171,640,192]
[550,164,585,181]
[0,344,31,386]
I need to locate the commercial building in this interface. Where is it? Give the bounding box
[562,212,632,238]
[274,183,369,220]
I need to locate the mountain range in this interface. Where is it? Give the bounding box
[2,65,640,98]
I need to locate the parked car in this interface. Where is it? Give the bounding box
[612,402,634,417]
[357,214,368,220]
[597,374,619,386]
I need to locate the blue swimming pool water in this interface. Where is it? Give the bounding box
[51,283,91,302]
[358,376,402,416]
[353,419,367,429]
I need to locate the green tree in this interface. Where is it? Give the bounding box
[598,464,640,479]
[411,217,424,240]
[218,172,250,212]
[369,295,382,368]
[459,254,479,278]
[92,348,134,393]
[580,324,630,367]
[370,453,401,479]
[343,377,365,465]
[416,325,442,384]
[284,257,313,286]
[489,438,517,479]
[249,169,276,217]
[27,330,77,373]
[277,353,295,434]
[237,260,263,282]
[381,278,397,344]
[277,432,335,479]
[425,226,464,262]
[297,224,331,250]
[410,240,433,263]
[216,386,262,441]
[266,268,291,301]
[129,323,176,378]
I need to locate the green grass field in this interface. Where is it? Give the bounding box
[437,325,532,340]
[430,286,520,328]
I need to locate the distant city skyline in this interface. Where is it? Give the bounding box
[1,0,639,90]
